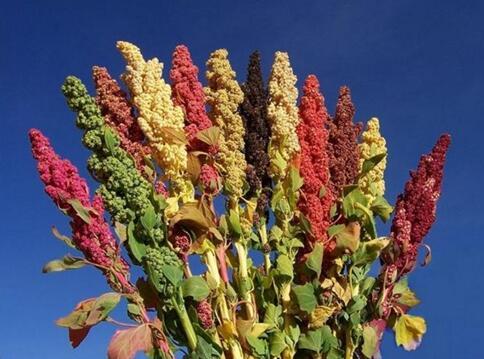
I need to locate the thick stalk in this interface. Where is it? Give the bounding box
[234,241,255,319]
[258,223,271,273]
[172,288,198,351]
[206,247,244,359]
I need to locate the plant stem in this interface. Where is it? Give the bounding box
[234,241,254,319]
[258,223,271,273]
[173,288,198,351]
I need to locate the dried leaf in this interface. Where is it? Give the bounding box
[196,126,220,146]
[187,152,201,183]
[66,198,97,224]
[85,293,121,326]
[51,226,76,248]
[421,244,432,267]
[171,202,211,230]
[42,255,86,273]
[160,127,187,145]
[69,327,91,348]
[309,306,335,329]
[114,222,127,243]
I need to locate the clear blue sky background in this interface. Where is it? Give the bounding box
[1,0,483,358]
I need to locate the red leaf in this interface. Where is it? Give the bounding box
[107,324,153,359]
[69,326,91,348]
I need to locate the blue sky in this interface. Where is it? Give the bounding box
[1,0,483,358]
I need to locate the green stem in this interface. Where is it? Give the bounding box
[344,328,354,359]
[234,241,254,319]
[172,288,197,351]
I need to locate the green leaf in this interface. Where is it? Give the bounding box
[161,264,184,286]
[127,303,141,317]
[293,283,317,313]
[269,331,286,357]
[360,153,386,177]
[327,224,345,238]
[352,238,390,266]
[192,335,212,359]
[342,187,368,219]
[181,276,210,301]
[306,243,324,277]
[228,209,242,236]
[42,255,86,273]
[362,325,378,358]
[247,335,267,357]
[104,127,117,153]
[263,303,282,328]
[271,149,287,177]
[289,166,304,192]
[320,326,338,353]
[371,196,393,222]
[51,226,76,248]
[66,198,96,224]
[347,295,367,315]
[140,205,158,231]
[127,222,146,264]
[276,254,293,280]
[192,323,223,358]
[298,328,323,353]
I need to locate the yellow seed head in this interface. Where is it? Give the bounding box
[117,41,193,204]
[358,117,387,203]
[267,51,300,178]
[205,49,246,199]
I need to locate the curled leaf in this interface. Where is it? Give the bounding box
[51,226,76,248]
[42,255,86,273]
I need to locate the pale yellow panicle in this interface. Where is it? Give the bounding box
[116,41,193,206]
[205,49,246,199]
[267,51,300,178]
[358,117,387,203]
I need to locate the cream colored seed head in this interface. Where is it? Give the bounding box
[205,49,246,199]
[117,41,192,204]
[358,117,387,203]
[267,51,300,178]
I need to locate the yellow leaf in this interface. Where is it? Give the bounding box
[398,288,420,308]
[196,126,221,146]
[218,321,238,340]
[249,323,273,338]
[160,127,187,145]
[331,278,352,305]
[164,197,179,219]
[243,198,257,223]
[320,278,333,289]
[309,306,335,329]
[394,314,427,351]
